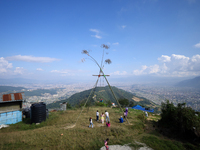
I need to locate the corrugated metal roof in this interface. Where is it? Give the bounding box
[0,93,25,102]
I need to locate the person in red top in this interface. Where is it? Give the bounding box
[106,121,110,127]
[104,138,109,150]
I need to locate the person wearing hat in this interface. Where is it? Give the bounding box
[119,116,124,123]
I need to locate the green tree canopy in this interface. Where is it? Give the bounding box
[118,98,129,107]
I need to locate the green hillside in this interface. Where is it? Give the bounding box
[47,86,160,111]
[0,86,26,93]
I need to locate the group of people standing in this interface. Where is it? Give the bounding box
[97,110,110,127]
[89,110,110,128]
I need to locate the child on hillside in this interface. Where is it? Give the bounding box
[96,110,99,121]
[106,121,110,127]
[89,117,93,128]
[119,116,124,123]
[101,112,104,124]
[145,111,148,117]
[123,111,126,119]
[104,138,109,150]
[125,107,128,117]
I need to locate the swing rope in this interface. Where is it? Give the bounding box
[87,54,130,124]
[73,77,100,126]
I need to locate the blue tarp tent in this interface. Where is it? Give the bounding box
[132,105,154,112]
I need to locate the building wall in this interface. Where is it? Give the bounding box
[0,101,23,125]
[0,101,22,113]
[0,110,22,125]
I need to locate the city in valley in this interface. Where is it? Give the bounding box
[1,82,200,112]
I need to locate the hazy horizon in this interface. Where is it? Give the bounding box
[0,75,194,87]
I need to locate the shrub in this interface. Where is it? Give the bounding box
[159,100,200,140]
[118,98,129,107]
[95,101,107,107]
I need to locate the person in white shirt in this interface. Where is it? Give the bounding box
[105,110,110,122]
[89,117,93,128]
[145,111,148,117]
[96,110,99,121]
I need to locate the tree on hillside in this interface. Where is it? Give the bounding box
[106,100,112,107]
[129,101,135,107]
[159,100,200,140]
[118,98,129,107]
[95,101,107,107]
[67,103,72,109]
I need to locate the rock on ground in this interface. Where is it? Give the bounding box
[100,142,153,150]
[100,145,132,150]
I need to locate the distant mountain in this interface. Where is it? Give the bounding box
[175,76,200,89]
[47,86,159,110]
[0,86,26,93]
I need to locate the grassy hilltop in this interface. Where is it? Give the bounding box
[0,106,199,150]
[47,86,160,112]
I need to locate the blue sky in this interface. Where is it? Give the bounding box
[0,0,200,83]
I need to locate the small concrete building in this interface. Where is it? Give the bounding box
[60,102,67,111]
[0,93,25,125]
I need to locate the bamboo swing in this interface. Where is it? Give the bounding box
[64,45,130,129]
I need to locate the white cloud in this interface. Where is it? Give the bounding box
[0,57,13,73]
[51,70,65,73]
[90,29,99,33]
[122,25,126,29]
[51,69,85,76]
[6,55,60,63]
[158,55,171,62]
[113,42,119,45]
[194,42,200,48]
[133,65,159,75]
[149,64,160,74]
[36,68,43,71]
[14,67,24,75]
[133,54,200,77]
[91,35,102,39]
[90,29,102,39]
[111,71,127,75]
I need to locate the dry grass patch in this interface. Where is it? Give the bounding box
[0,106,192,150]
[132,96,142,102]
